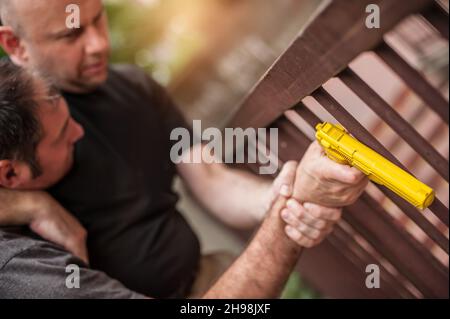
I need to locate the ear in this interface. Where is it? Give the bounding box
[0,26,29,66]
[0,160,31,189]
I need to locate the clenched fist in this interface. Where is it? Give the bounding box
[292,141,368,207]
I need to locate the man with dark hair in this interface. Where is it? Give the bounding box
[0,60,90,266]
[0,59,340,298]
[0,62,42,178]
[0,0,368,298]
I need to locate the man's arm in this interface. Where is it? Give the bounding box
[177,149,272,229]
[204,194,300,298]
[1,194,295,299]
[0,163,329,299]
[0,189,89,264]
[177,142,367,230]
[203,163,326,298]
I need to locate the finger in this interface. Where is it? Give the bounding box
[338,176,370,206]
[269,191,289,216]
[308,140,325,157]
[295,221,323,241]
[322,158,367,185]
[349,176,370,201]
[281,209,301,229]
[272,161,298,199]
[315,225,335,243]
[303,203,342,221]
[77,250,90,266]
[66,243,90,265]
[285,226,315,248]
[286,199,331,230]
[298,210,331,230]
[285,199,306,218]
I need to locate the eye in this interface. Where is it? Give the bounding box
[61,29,83,41]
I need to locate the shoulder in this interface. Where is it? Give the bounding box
[0,229,145,299]
[110,64,163,96]
[109,64,179,115]
[0,228,44,270]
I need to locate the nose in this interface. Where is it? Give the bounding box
[84,25,109,56]
[71,120,85,144]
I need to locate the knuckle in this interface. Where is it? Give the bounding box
[350,173,361,184]
[305,240,315,248]
[285,160,299,168]
[305,204,320,217]
[311,209,321,219]
[330,211,342,221]
[286,226,300,241]
[344,193,355,204]
[315,220,327,230]
[311,229,321,240]
[281,209,291,222]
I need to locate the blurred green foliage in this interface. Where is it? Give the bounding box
[282,272,320,299]
[106,2,160,67]
[105,1,203,85]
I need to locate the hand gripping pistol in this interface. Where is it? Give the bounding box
[315,122,435,210]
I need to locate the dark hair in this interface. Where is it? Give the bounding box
[0,60,42,177]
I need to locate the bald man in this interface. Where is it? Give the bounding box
[0,0,368,298]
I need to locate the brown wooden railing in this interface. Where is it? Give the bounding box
[229,0,449,298]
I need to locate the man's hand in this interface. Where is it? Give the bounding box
[0,189,89,264]
[29,192,89,265]
[269,161,342,248]
[292,141,368,207]
[281,200,341,247]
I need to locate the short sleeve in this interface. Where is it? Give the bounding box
[0,242,147,299]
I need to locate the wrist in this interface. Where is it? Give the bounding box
[26,191,52,222]
[254,181,273,223]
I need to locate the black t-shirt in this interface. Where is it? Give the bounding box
[48,65,201,298]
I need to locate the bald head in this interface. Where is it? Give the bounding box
[0,0,24,35]
[0,0,110,93]
[0,0,12,25]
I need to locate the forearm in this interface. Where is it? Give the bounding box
[0,188,39,225]
[179,160,271,229]
[204,196,302,298]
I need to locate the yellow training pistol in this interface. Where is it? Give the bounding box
[315,122,435,210]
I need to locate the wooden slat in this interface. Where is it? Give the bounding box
[274,118,403,298]
[375,41,449,124]
[340,67,449,183]
[312,88,449,254]
[421,1,449,39]
[331,225,418,298]
[240,136,412,298]
[299,237,380,298]
[288,107,449,297]
[229,0,435,130]
[345,193,448,297]
[227,0,448,299]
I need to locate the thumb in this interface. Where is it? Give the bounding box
[268,161,298,207]
[321,156,365,184]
